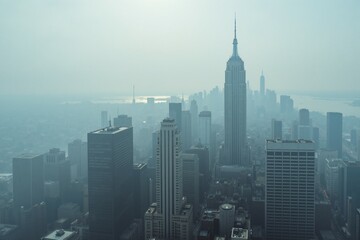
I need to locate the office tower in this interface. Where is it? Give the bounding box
[88,127,134,240]
[190,100,199,144]
[68,139,88,181]
[181,153,199,218]
[312,127,320,150]
[113,114,132,128]
[299,108,310,125]
[265,140,315,240]
[219,203,235,236]
[224,19,247,166]
[101,110,108,128]
[291,120,299,140]
[260,71,265,96]
[13,154,44,209]
[169,102,182,131]
[298,108,312,140]
[280,95,294,113]
[44,148,70,201]
[133,163,150,220]
[13,154,46,240]
[325,158,342,200]
[145,119,193,240]
[199,111,211,148]
[265,89,277,111]
[182,110,192,151]
[185,145,210,203]
[271,119,282,140]
[327,112,343,158]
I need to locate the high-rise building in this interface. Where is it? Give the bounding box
[280,95,294,114]
[145,119,192,240]
[326,112,343,158]
[190,100,199,144]
[133,163,150,221]
[88,127,134,240]
[101,110,108,128]
[182,110,192,151]
[298,109,312,140]
[199,111,211,149]
[68,139,88,181]
[325,158,342,200]
[224,19,247,166]
[113,114,132,128]
[13,154,47,240]
[44,148,71,201]
[260,71,265,97]
[299,108,310,125]
[181,153,199,218]
[13,154,44,210]
[265,140,315,240]
[169,103,182,131]
[312,127,320,150]
[271,119,282,140]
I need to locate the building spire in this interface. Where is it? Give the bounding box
[232,14,238,57]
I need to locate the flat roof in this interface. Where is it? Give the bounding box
[90,127,129,135]
[42,229,76,240]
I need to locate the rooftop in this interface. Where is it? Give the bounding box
[42,229,77,240]
[90,127,128,135]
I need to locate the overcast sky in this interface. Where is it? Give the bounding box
[1,0,359,96]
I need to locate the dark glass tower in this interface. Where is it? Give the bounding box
[88,127,134,240]
[326,112,343,158]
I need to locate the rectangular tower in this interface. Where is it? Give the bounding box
[88,127,134,240]
[327,112,343,158]
[265,140,315,240]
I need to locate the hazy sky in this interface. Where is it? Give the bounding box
[1,0,359,96]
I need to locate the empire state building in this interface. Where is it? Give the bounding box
[224,19,247,166]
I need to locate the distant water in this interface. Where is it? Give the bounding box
[291,94,360,118]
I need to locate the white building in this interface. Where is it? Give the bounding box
[265,139,316,240]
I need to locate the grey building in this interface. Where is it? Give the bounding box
[68,139,88,181]
[88,127,134,240]
[224,20,247,166]
[190,100,199,144]
[271,119,282,140]
[181,153,199,218]
[327,112,343,158]
[265,140,315,240]
[113,114,132,128]
[169,102,182,131]
[13,154,44,209]
[182,110,192,151]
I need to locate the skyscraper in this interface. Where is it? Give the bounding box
[298,108,312,140]
[13,154,44,210]
[271,119,282,140]
[145,119,193,240]
[260,71,265,96]
[100,110,108,128]
[113,114,132,128]
[68,139,88,181]
[199,111,211,149]
[88,127,134,240]
[169,102,182,131]
[327,112,343,158]
[181,153,199,218]
[182,110,192,151]
[265,140,315,240]
[224,19,247,166]
[190,100,199,144]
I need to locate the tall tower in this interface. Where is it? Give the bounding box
[327,112,343,158]
[265,140,315,240]
[156,119,183,238]
[224,18,247,165]
[260,71,265,96]
[88,127,134,240]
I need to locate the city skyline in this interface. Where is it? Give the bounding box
[1,1,359,95]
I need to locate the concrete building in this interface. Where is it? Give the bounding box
[169,103,182,132]
[280,95,294,114]
[68,139,88,181]
[190,100,199,144]
[13,154,44,210]
[181,153,199,218]
[144,119,193,240]
[113,114,132,128]
[324,158,342,200]
[199,111,211,149]
[88,127,134,240]
[182,110,192,151]
[327,112,343,158]
[101,110,108,128]
[265,140,316,240]
[231,228,249,240]
[219,204,235,236]
[133,163,150,220]
[271,119,282,140]
[44,148,71,201]
[224,19,247,166]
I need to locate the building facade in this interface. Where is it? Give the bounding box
[224,20,247,166]
[265,140,315,240]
